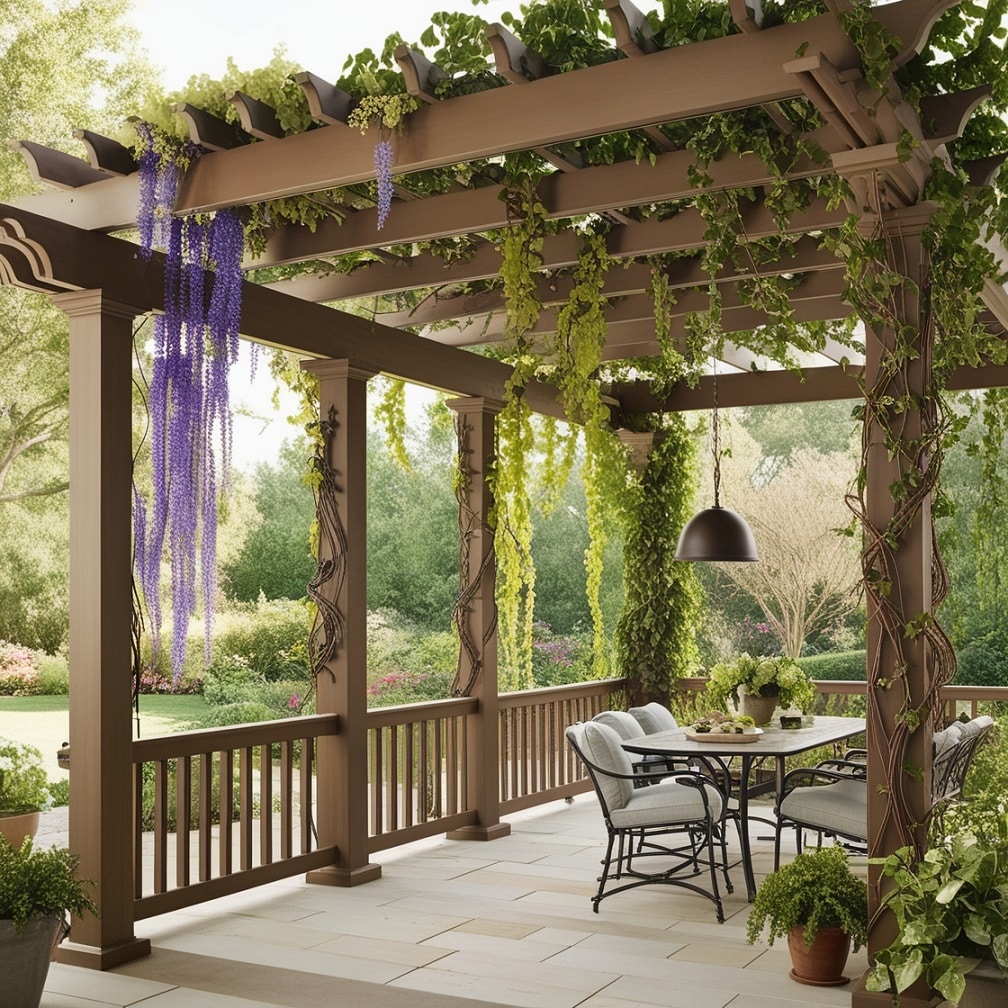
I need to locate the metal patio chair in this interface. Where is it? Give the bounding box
[566,720,733,921]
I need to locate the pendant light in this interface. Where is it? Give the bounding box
[675,363,758,562]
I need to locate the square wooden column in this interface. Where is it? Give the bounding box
[852,205,937,1008]
[301,359,381,886]
[52,291,151,968]
[445,398,509,841]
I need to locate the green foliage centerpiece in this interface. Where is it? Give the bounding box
[705,653,815,723]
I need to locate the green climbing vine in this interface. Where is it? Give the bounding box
[614,419,703,705]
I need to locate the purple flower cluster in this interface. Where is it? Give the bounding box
[133,128,245,683]
[532,638,575,667]
[373,140,394,229]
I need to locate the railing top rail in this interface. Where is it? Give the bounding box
[497,677,627,707]
[132,712,339,762]
[365,695,478,727]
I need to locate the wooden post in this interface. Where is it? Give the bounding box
[851,204,936,1008]
[301,359,381,886]
[444,398,509,841]
[52,291,151,968]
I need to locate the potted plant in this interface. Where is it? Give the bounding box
[0,738,52,846]
[705,653,816,725]
[865,817,1008,1007]
[746,844,868,985]
[0,835,97,1008]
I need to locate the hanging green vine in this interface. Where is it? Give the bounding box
[490,178,548,691]
[551,228,620,676]
[373,377,412,471]
[614,419,703,705]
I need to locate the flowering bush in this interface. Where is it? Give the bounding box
[0,738,52,812]
[0,640,42,696]
[367,669,452,707]
[705,653,816,713]
[733,616,781,657]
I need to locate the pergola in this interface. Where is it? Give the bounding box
[3,3,1007,1005]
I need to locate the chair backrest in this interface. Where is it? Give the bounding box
[592,710,645,741]
[932,715,995,803]
[628,702,678,735]
[566,721,636,814]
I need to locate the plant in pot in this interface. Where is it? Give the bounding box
[746,844,868,985]
[0,738,52,846]
[705,653,816,726]
[865,814,1008,1007]
[0,835,97,1008]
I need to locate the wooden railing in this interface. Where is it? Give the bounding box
[365,696,479,853]
[132,713,338,920]
[128,676,1004,921]
[498,678,628,813]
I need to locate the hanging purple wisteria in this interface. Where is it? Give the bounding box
[133,123,244,681]
[374,139,393,230]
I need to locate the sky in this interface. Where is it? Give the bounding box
[126,0,518,92]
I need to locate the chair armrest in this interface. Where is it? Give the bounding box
[779,762,867,800]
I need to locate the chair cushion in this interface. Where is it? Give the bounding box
[611,776,723,828]
[580,721,637,810]
[779,778,867,840]
[932,723,962,756]
[628,702,679,734]
[592,710,645,741]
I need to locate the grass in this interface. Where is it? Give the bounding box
[0,694,211,778]
[0,693,209,724]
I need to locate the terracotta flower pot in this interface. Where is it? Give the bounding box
[0,810,40,847]
[787,925,852,986]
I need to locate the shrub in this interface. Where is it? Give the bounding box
[530,622,592,687]
[0,640,42,696]
[797,650,867,682]
[35,653,69,694]
[138,665,203,695]
[368,669,453,707]
[956,632,1008,687]
[202,654,265,706]
[213,597,311,681]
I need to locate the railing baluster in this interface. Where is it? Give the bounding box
[280,739,293,860]
[260,743,273,865]
[239,746,253,870]
[153,760,168,895]
[198,753,212,881]
[220,748,233,876]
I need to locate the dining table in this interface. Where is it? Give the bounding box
[621,714,867,901]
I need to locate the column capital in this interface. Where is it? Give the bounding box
[300,358,378,382]
[52,289,141,320]
[446,396,504,416]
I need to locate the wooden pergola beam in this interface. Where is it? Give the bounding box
[0,204,569,419]
[174,2,945,214]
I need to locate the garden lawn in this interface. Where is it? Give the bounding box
[0,694,209,779]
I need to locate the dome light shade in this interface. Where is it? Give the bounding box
[675,505,758,562]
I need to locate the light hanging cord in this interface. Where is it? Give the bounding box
[675,361,758,562]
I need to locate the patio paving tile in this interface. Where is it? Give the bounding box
[38,794,868,1008]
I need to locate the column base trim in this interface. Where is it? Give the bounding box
[55,936,151,970]
[306,863,382,887]
[446,823,512,841]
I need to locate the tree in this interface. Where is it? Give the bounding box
[0,1,157,649]
[222,441,316,602]
[718,436,861,659]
